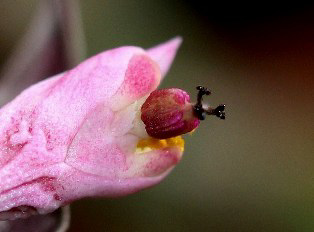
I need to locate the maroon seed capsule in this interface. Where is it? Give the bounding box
[141,86,225,139]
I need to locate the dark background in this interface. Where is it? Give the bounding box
[1,1,314,231]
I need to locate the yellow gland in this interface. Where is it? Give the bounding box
[136,136,184,154]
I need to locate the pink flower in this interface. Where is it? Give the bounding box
[0,36,227,221]
[0,38,185,220]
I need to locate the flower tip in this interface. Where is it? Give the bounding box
[147,37,183,78]
[167,36,183,48]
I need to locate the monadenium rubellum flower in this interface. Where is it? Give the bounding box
[0,37,225,220]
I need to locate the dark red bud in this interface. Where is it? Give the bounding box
[141,88,200,139]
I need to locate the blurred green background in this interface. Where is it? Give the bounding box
[1,1,314,231]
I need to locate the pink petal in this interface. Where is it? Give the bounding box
[146,36,182,79]
[0,39,183,220]
[109,54,161,110]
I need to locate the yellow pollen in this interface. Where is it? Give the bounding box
[136,136,184,153]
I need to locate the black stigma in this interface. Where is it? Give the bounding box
[193,86,226,120]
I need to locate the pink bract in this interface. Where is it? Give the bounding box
[0,37,182,220]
